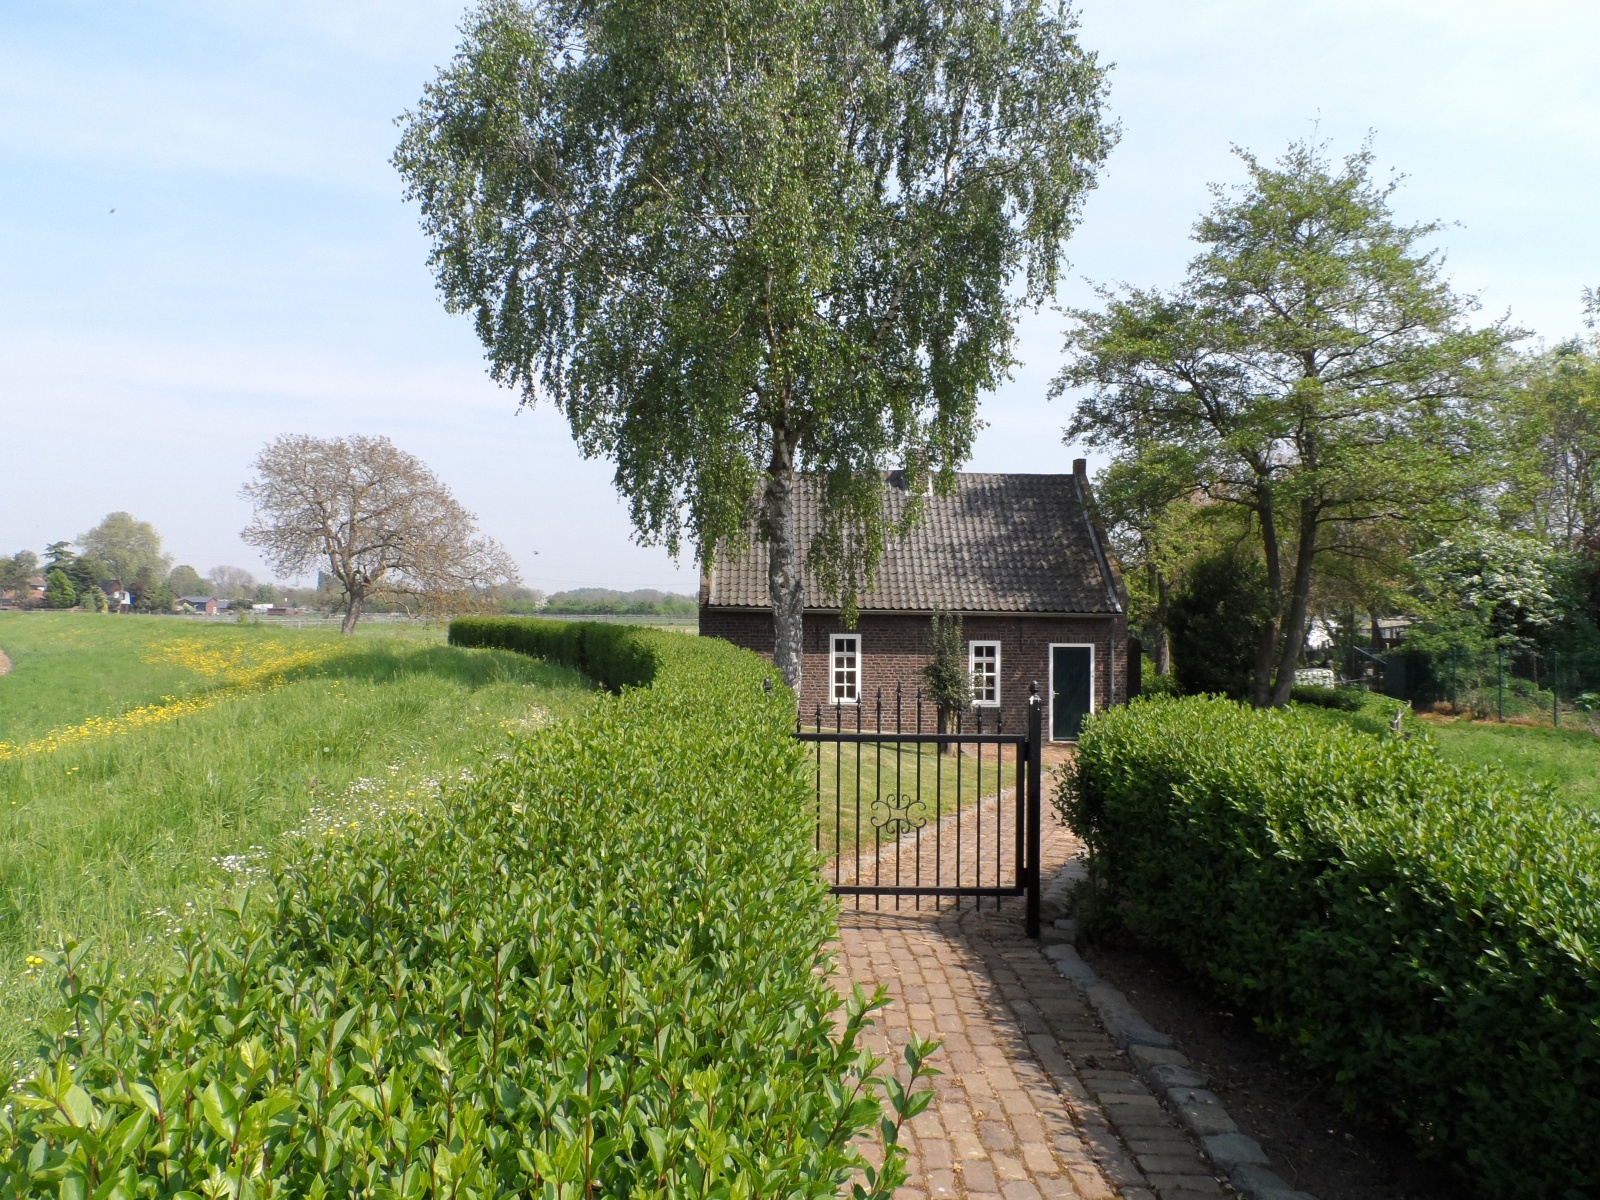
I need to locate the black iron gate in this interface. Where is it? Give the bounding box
[795,683,1042,938]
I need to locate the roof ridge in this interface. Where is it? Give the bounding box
[706,473,1120,614]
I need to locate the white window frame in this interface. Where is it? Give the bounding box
[830,633,861,704]
[1047,642,1097,742]
[968,640,1001,707]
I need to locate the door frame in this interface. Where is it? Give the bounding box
[1047,642,1096,742]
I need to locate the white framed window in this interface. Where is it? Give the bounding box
[831,634,860,704]
[969,641,1001,706]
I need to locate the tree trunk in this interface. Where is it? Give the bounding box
[1152,572,1172,675]
[1252,491,1283,707]
[341,591,362,635]
[1268,505,1320,706]
[763,432,805,692]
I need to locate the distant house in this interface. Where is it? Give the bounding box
[180,596,219,615]
[700,461,1133,741]
[1374,617,1413,649]
[26,575,46,605]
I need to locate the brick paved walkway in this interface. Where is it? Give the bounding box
[831,780,1228,1200]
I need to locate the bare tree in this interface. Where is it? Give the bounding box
[241,435,520,633]
[208,565,259,602]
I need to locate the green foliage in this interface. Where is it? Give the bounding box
[59,555,108,599]
[1138,663,1180,698]
[78,512,171,583]
[396,0,1114,673]
[449,617,662,691]
[543,589,696,617]
[922,610,970,716]
[133,579,176,614]
[4,621,931,1198]
[1287,684,1366,710]
[1166,551,1268,700]
[1407,527,1565,655]
[1491,337,1600,551]
[1063,139,1513,705]
[167,564,208,597]
[0,551,39,596]
[1062,696,1600,1198]
[42,570,76,610]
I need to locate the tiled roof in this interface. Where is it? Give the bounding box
[705,472,1125,614]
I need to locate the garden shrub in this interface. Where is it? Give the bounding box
[2,621,920,1199]
[1138,661,1180,698]
[1287,683,1366,710]
[1060,695,1600,1199]
[1166,551,1270,700]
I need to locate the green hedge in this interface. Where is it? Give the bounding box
[2,621,914,1199]
[1288,683,1366,710]
[1062,696,1600,1198]
[449,615,662,690]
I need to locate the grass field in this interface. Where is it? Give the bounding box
[805,738,1019,861]
[1292,691,1600,810]
[1422,717,1600,809]
[0,611,594,1059]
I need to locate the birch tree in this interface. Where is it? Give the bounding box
[395,0,1113,690]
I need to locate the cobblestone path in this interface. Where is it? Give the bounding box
[831,787,1227,1200]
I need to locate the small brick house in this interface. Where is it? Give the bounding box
[699,461,1132,741]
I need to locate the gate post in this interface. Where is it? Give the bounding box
[1025,683,1043,938]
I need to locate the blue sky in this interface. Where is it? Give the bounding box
[2,0,1597,592]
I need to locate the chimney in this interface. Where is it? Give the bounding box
[1072,457,1087,479]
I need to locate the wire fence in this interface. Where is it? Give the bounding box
[1371,645,1600,732]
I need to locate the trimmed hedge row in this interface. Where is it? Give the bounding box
[1062,696,1600,1199]
[449,616,661,691]
[1287,683,1366,711]
[2,621,914,1199]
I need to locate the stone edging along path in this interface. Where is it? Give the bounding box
[1037,865,1319,1200]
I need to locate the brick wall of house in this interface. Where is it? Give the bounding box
[699,607,1127,739]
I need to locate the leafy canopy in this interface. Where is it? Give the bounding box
[396,0,1114,594]
[922,608,971,713]
[78,512,171,584]
[1061,139,1512,703]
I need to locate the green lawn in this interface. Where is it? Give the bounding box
[0,612,594,1058]
[1422,718,1600,809]
[804,737,1020,864]
[1291,690,1600,810]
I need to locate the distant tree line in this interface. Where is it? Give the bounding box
[0,513,288,615]
[540,589,696,617]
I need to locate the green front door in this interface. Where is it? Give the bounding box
[1050,645,1093,741]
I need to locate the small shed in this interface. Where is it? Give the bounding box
[700,460,1131,740]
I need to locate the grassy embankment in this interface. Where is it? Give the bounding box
[0,612,593,1058]
[1292,689,1600,809]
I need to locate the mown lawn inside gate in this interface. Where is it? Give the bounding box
[805,737,1021,864]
